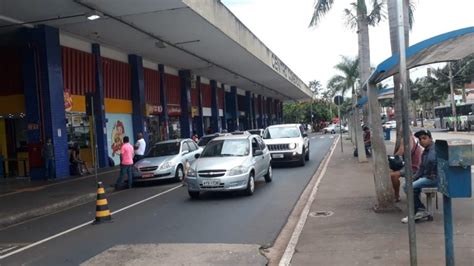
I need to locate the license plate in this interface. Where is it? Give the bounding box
[142,173,154,178]
[202,180,220,186]
[272,153,284,159]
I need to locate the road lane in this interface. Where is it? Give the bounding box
[0,134,336,265]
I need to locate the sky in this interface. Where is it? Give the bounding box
[220,0,474,90]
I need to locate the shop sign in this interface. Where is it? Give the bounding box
[168,105,181,116]
[146,104,163,115]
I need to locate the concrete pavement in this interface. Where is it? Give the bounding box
[286,134,474,265]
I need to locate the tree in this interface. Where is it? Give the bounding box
[327,56,359,97]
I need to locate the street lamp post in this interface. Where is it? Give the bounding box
[448,62,458,132]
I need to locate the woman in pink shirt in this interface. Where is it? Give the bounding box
[115,136,135,189]
[390,132,424,202]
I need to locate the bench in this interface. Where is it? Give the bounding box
[422,187,438,221]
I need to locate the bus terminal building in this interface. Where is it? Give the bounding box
[0,0,311,180]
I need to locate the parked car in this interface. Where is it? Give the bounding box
[262,124,309,166]
[133,139,202,183]
[247,129,264,136]
[185,134,272,199]
[322,124,347,134]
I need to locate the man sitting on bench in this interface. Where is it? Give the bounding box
[401,129,438,223]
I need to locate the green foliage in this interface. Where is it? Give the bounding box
[283,100,336,124]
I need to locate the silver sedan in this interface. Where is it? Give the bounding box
[133,139,202,183]
[185,134,272,199]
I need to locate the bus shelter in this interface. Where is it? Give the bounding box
[359,26,474,208]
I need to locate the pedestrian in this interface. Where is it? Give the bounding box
[115,136,134,189]
[363,126,372,157]
[401,129,438,223]
[42,138,55,180]
[70,143,92,176]
[389,129,424,202]
[133,132,146,163]
[191,131,199,142]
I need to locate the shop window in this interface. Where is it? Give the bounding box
[66,113,91,148]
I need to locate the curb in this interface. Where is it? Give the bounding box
[0,187,114,230]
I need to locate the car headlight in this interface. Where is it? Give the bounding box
[289,143,297,149]
[159,161,174,170]
[133,166,140,172]
[228,165,249,176]
[187,167,197,177]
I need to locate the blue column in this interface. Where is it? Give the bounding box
[21,31,42,179]
[210,80,220,133]
[31,25,69,179]
[267,97,273,126]
[195,76,204,137]
[221,84,227,131]
[179,70,192,138]
[257,95,264,128]
[245,91,253,130]
[91,44,108,168]
[158,64,169,140]
[230,86,239,132]
[129,54,146,143]
[262,97,268,127]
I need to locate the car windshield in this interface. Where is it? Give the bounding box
[263,127,300,139]
[200,139,249,157]
[146,142,181,157]
[197,135,217,146]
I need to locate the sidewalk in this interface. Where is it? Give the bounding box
[290,137,474,265]
[0,167,120,229]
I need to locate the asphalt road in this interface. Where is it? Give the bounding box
[0,134,336,265]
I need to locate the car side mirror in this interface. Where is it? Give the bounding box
[194,153,201,159]
[303,133,308,138]
[254,150,263,156]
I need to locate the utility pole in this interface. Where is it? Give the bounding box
[449,62,457,132]
[397,0,417,264]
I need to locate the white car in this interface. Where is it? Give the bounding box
[262,124,309,166]
[186,134,272,199]
[383,120,397,129]
[323,124,347,134]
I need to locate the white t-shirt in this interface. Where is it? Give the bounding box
[135,138,146,156]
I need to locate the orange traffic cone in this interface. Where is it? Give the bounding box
[93,181,112,224]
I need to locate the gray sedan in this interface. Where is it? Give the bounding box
[133,139,202,183]
[185,134,272,199]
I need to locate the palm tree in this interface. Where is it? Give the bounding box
[310,0,385,124]
[327,56,359,97]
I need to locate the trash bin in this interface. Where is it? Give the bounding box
[384,127,391,140]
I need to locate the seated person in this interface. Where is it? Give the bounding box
[70,143,92,176]
[389,130,424,202]
[401,129,438,223]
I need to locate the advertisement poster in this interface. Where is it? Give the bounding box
[106,113,134,165]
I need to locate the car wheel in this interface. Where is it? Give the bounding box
[331,130,335,134]
[245,172,255,196]
[174,165,184,182]
[305,147,310,161]
[299,150,306,166]
[264,165,272,183]
[188,190,200,199]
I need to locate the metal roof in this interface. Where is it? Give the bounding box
[0,0,311,101]
[367,26,474,85]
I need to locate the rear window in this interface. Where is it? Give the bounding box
[197,135,218,146]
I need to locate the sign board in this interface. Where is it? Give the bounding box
[333,95,344,106]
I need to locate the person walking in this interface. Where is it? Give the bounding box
[42,138,55,180]
[115,136,134,189]
[401,129,438,223]
[134,132,146,163]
